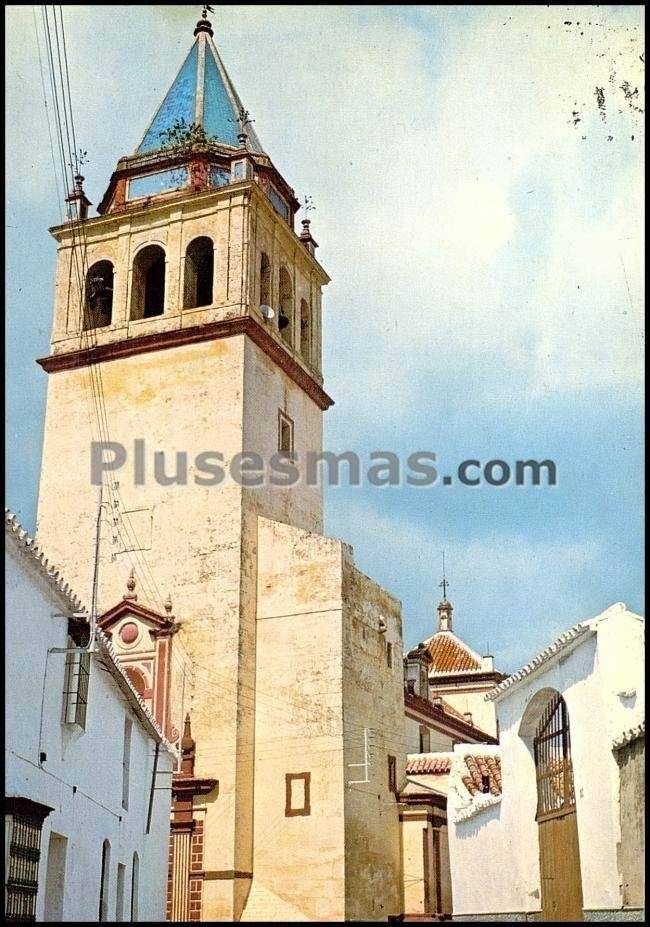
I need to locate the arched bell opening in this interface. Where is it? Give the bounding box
[83,260,114,330]
[183,236,214,309]
[278,266,293,347]
[130,244,166,320]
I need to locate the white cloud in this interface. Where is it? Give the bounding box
[5,6,644,660]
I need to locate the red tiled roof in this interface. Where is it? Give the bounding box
[426,633,481,673]
[461,755,502,796]
[406,755,453,775]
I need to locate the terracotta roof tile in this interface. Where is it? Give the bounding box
[406,754,452,775]
[426,633,481,673]
[461,754,502,797]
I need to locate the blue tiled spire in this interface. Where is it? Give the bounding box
[136,16,263,155]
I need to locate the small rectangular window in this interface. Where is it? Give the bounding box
[122,717,133,810]
[62,624,91,729]
[127,167,189,200]
[268,185,290,222]
[278,411,294,458]
[388,755,397,795]
[232,160,246,181]
[285,772,311,817]
[208,166,231,188]
[419,726,431,754]
[386,641,393,668]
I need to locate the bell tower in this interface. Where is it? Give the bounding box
[36,9,331,920]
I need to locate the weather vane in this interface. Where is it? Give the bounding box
[237,106,254,132]
[68,148,88,173]
[229,106,254,137]
[439,551,449,600]
[304,194,316,213]
[202,4,215,19]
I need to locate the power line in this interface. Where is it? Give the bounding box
[38,5,170,621]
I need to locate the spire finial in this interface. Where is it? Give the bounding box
[231,106,254,148]
[439,551,449,601]
[194,4,214,36]
[437,552,453,631]
[164,593,173,616]
[179,713,197,777]
[124,567,137,601]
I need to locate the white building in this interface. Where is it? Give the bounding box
[5,509,176,922]
[447,603,645,922]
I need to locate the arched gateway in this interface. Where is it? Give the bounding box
[533,692,584,920]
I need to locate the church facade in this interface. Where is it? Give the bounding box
[35,11,407,921]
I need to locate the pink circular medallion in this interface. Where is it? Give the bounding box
[120,622,139,645]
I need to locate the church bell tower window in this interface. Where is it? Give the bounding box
[183,237,214,309]
[127,167,189,201]
[83,260,114,330]
[130,245,166,320]
[268,184,290,222]
[300,298,311,363]
[259,252,271,307]
[208,166,231,188]
[278,266,294,347]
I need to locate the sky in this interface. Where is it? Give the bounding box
[5,5,645,672]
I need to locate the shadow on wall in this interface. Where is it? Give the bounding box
[455,800,501,839]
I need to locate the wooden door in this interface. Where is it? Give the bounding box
[534,693,584,921]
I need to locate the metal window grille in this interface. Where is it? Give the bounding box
[62,640,90,728]
[533,692,576,819]
[5,814,44,922]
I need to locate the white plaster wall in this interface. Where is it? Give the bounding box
[405,717,455,754]
[434,686,497,737]
[447,606,645,918]
[5,535,173,922]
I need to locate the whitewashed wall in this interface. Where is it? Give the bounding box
[447,605,644,919]
[5,532,174,922]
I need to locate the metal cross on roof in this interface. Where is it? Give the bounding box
[439,551,450,600]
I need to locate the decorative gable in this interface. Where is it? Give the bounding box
[98,572,183,744]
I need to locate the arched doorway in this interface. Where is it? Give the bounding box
[533,692,583,920]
